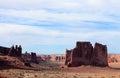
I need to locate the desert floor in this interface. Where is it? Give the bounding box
[0,61,120,78]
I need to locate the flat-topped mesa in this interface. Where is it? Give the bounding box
[91,43,108,67]
[65,41,108,67]
[55,55,65,62]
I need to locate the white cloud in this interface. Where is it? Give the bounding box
[0,23,120,52]
[1,0,120,26]
[0,0,120,53]
[0,9,119,26]
[0,23,120,53]
[0,0,120,13]
[0,23,120,44]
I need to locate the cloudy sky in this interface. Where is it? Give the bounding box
[0,0,120,54]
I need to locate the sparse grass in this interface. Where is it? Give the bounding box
[18,77,23,78]
[73,75,78,78]
[0,62,120,78]
[34,74,38,77]
[88,76,92,78]
[111,76,115,78]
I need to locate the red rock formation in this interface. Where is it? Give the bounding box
[55,55,65,62]
[22,52,31,62]
[91,43,108,67]
[8,45,16,56]
[65,41,108,67]
[8,45,22,57]
[0,46,10,55]
[31,52,38,63]
[108,54,120,63]
[65,49,72,65]
[16,45,22,57]
[108,56,118,63]
[67,42,93,67]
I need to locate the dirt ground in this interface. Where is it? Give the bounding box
[0,61,120,78]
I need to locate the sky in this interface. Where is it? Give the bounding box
[0,0,120,54]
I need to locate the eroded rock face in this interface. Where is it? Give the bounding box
[91,43,108,67]
[31,52,38,63]
[68,42,93,67]
[65,49,72,65]
[8,45,22,57]
[8,45,16,56]
[0,46,10,55]
[16,45,22,57]
[65,41,108,67]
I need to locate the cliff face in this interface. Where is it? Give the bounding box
[0,46,10,55]
[91,43,108,67]
[65,41,108,67]
[0,45,22,57]
[31,52,38,63]
[65,50,72,65]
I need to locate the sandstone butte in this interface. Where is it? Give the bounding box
[65,41,108,67]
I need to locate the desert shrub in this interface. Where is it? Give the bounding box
[111,76,115,78]
[34,74,38,77]
[19,73,23,76]
[88,76,92,78]
[73,75,78,78]
[18,77,22,78]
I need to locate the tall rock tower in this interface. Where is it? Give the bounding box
[91,43,108,67]
[17,45,22,57]
[8,45,22,57]
[65,41,108,67]
[8,45,16,56]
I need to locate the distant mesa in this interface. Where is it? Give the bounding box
[108,54,120,63]
[65,41,108,67]
[50,55,66,62]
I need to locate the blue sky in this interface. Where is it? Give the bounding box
[0,0,120,54]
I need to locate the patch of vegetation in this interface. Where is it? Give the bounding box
[111,76,115,78]
[73,75,78,78]
[88,76,92,78]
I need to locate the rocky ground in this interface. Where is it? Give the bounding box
[0,60,120,78]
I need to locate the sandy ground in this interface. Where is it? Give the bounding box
[0,61,120,78]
